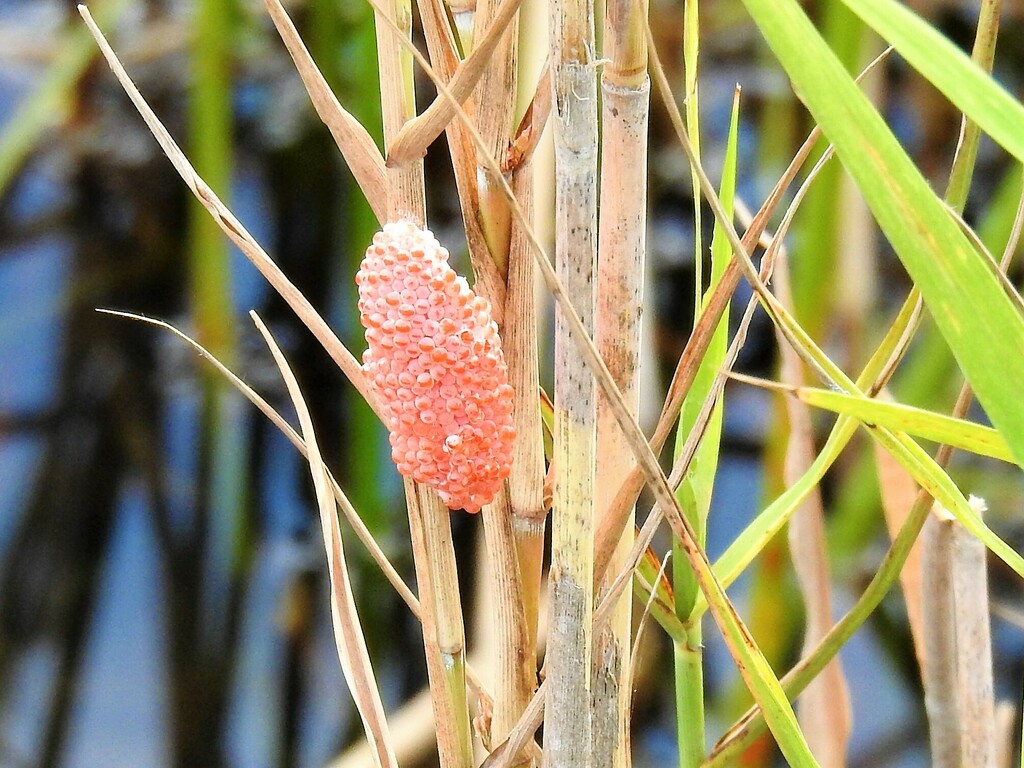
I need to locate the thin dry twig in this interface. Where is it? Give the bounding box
[252,310,398,768]
[262,0,388,221]
[386,0,524,163]
[78,4,380,417]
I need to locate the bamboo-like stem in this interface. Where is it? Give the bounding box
[594,0,649,762]
[923,504,997,768]
[463,6,539,758]
[406,481,474,767]
[545,0,599,761]
[375,3,471,765]
[480,486,536,766]
[505,161,546,652]
[472,0,520,274]
[376,0,425,218]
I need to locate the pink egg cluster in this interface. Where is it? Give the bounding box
[356,220,515,513]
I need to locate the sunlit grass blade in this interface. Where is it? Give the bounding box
[738,0,1024,470]
[837,0,1024,167]
[648,17,1024,626]
[672,83,739,768]
[792,387,1016,466]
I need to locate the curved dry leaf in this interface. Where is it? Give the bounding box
[252,311,398,768]
[262,0,388,222]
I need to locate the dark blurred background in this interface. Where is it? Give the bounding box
[1,0,1023,766]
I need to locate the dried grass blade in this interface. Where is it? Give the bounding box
[481,681,547,768]
[78,5,380,417]
[106,310,523,740]
[480,486,535,763]
[252,311,398,768]
[96,310,418,615]
[386,0,523,163]
[262,0,388,222]
[328,687,434,768]
[503,60,551,173]
[416,0,462,77]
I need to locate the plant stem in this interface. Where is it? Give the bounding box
[595,0,649,758]
[375,1,470,765]
[503,161,546,759]
[406,481,474,767]
[545,0,599,760]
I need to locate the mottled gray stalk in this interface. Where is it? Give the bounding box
[544,0,599,762]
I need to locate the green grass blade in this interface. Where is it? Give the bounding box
[837,0,1024,166]
[684,0,701,320]
[866,425,1024,577]
[674,87,739,614]
[789,1,863,332]
[738,0,1024,470]
[672,84,739,768]
[795,388,1016,466]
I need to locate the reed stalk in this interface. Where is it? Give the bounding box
[504,160,547,654]
[544,0,599,761]
[465,4,539,756]
[483,157,544,765]
[375,1,471,765]
[594,0,649,764]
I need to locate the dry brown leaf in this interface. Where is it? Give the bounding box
[78,5,381,418]
[262,0,388,222]
[253,311,398,768]
[386,0,523,164]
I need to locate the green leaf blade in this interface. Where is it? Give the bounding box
[738,0,1024,470]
